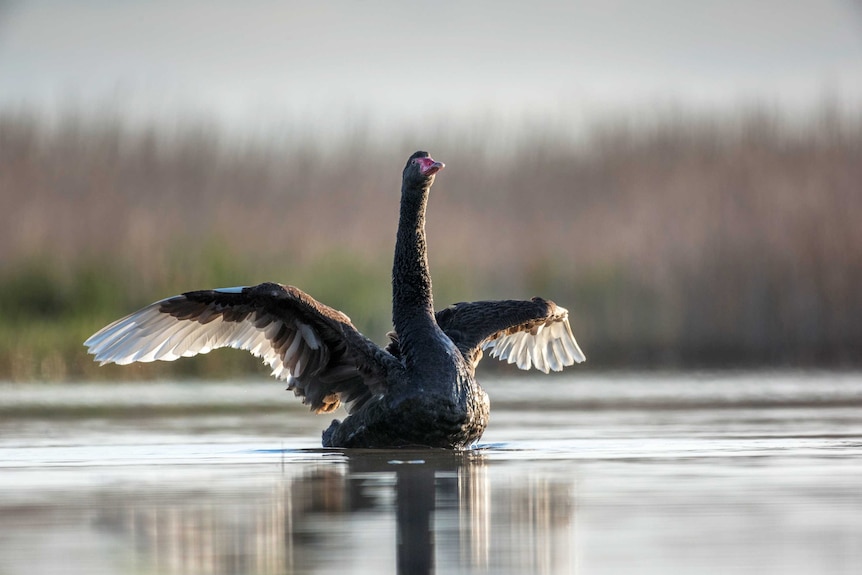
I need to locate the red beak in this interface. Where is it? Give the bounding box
[419,157,445,176]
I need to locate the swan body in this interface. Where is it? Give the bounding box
[85,152,585,448]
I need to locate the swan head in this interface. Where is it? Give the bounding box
[403,151,445,188]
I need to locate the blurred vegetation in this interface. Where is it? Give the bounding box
[0,104,860,380]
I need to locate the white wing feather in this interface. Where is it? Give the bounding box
[84,296,320,381]
[481,308,585,373]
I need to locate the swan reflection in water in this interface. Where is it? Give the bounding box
[94,450,575,574]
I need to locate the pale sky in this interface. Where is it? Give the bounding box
[1,1,860,138]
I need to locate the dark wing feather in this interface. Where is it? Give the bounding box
[431,298,586,373]
[84,282,397,414]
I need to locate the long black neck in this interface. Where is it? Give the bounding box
[392,180,437,350]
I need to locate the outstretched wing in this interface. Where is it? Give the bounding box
[84,282,398,414]
[432,298,586,373]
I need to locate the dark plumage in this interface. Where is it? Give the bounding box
[85,151,585,448]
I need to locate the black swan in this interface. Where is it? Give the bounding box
[84,151,585,448]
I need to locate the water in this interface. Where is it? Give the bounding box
[1,372,861,574]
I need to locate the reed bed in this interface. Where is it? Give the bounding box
[1,105,859,380]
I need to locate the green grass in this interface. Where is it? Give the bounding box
[0,247,414,380]
[0,248,660,380]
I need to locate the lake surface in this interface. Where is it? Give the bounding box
[1,372,860,574]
